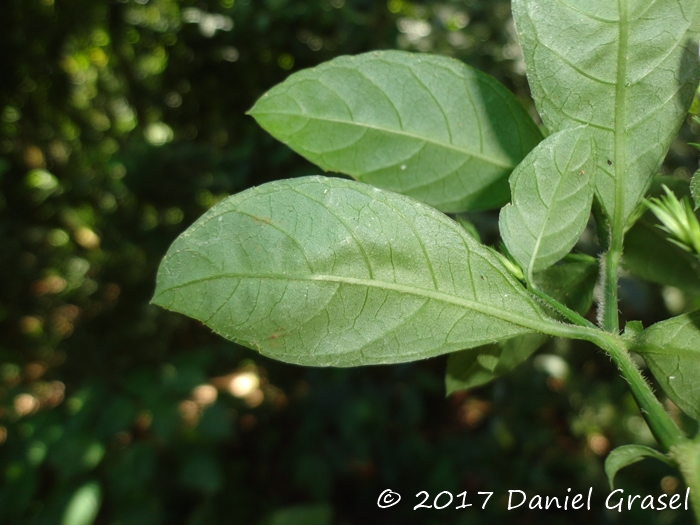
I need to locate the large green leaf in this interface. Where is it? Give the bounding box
[445,256,597,393]
[153,176,567,367]
[513,0,700,225]
[632,310,700,420]
[499,127,595,280]
[605,445,673,490]
[248,51,543,213]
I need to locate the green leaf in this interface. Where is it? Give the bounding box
[691,169,700,211]
[605,445,673,490]
[632,309,700,420]
[513,0,700,225]
[153,176,567,367]
[446,256,597,394]
[623,216,700,294]
[499,127,595,280]
[249,50,543,213]
[446,333,547,394]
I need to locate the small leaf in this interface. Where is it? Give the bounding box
[249,51,543,212]
[513,0,700,226]
[691,169,700,211]
[153,177,563,367]
[605,445,673,490]
[632,310,700,420]
[623,216,700,294]
[499,127,595,280]
[446,256,596,394]
[446,333,547,394]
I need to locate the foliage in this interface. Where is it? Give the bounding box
[3,0,700,524]
[156,0,700,522]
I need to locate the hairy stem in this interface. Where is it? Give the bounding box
[601,232,623,333]
[593,333,685,451]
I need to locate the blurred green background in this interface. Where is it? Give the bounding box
[1,1,699,524]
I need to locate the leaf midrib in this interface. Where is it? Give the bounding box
[613,0,629,226]
[527,133,585,279]
[251,110,516,170]
[155,271,577,338]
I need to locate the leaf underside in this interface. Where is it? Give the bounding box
[249,50,543,213]
[153,177,559,367]
[500,126,595,279]
[633,309,700,421]
[513,0,700,225]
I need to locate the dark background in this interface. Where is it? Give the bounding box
[1,1,699,524]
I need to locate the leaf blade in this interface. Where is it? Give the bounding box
[632,310,700,420]
[249,51,543,212]
[513,0,700,225]
[153,176,565,366]
[499,127,595,279]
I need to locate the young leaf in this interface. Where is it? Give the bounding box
[645,186,700,257]
[513,0,700,225]
[248,51,543,213]
[605,445,673,490]
[499,127,595,280]
[446,333,547,394]
[632,310,700,420]
[445,256,597,394]
[153,176,566,367]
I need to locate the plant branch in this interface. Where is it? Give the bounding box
[593,333,685,451]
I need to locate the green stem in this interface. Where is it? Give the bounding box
[593,332,685,451]
[602,233,622,333]
[528,287,597,330]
